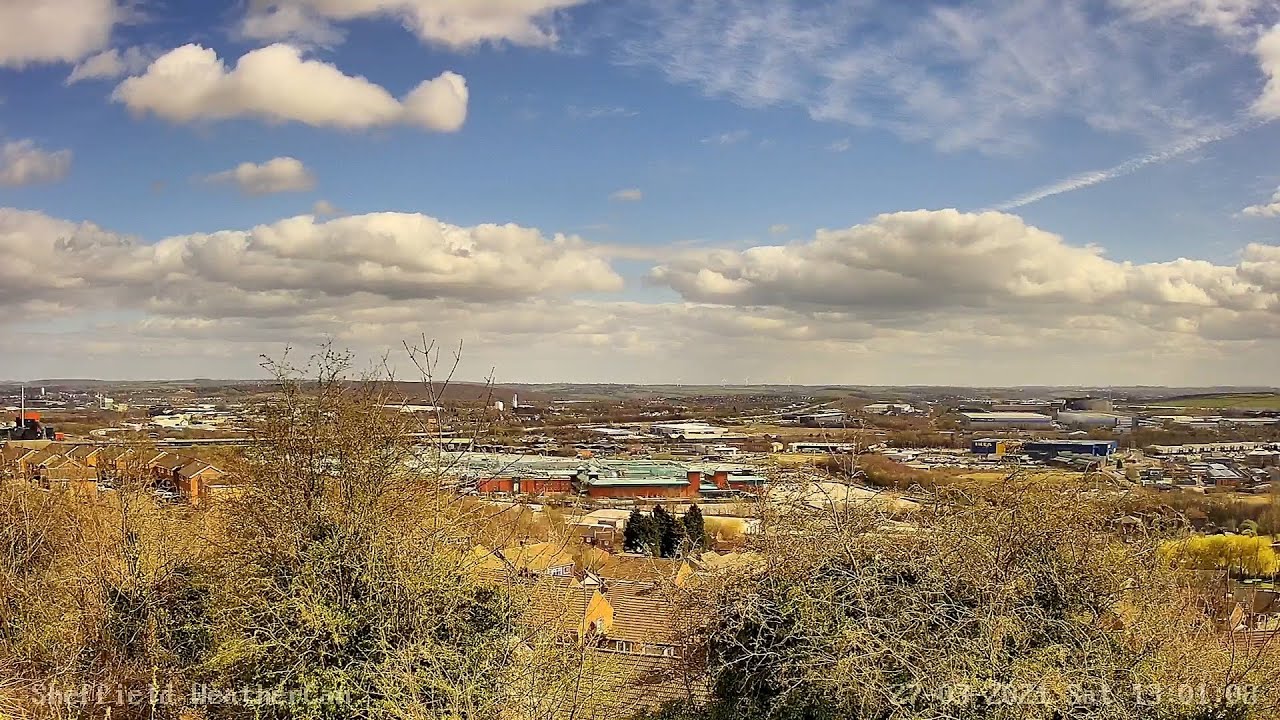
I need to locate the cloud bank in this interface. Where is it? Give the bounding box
[3,205,1280,383]
[240,0,591,49]
[650,209,1280,341]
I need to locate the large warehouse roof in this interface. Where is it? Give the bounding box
[960,412,1052,421]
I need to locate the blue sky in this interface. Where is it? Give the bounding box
[2,0,1280,385]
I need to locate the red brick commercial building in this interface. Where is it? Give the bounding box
[472,464,768,500]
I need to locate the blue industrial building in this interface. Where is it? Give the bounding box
[1022,439,1117,460]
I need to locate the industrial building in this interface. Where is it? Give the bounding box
[796,409,848,427]
[1055,411,1133,429]
[1021,439,1117,460]
[1196,462,1244,486]
[957,411,1055,430]
[988,402,1061,415]
[648,422,730,440]
[970,438,1117,461]
[1,412,60,441]
[459,454,766,499]
[1064,397,1114,412]
[861,403,920,415]
[1147,442,1275,456]
[789,441,858,454]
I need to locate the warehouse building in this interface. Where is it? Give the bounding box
[958,411,1055,430]
[648,421,731,440]
[1064,397,1114,412]
[1147,442,1271,456]
[796,409,848,427]
[461,454,762,499]
[1055,411,1133,429]
[1022,439,1117,460]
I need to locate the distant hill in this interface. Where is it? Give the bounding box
[0,378,545,405]
[1152,392,1280,411]
[2,380,1277,406]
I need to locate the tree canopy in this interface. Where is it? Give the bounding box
[642,478,1280,720]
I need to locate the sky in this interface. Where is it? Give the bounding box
[2,0,1280,386]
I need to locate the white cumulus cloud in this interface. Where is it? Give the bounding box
[66,46,151,83]
[0,207,623,314]
[650,209,1280,340]
[1254,24,1280,118]
[205,157,317,195]
[0,0,119,67]
[112,44,468,132]
[1241,186,1280,216]
[0,140,73,187]
[240,0,590,50]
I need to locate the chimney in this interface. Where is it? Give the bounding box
[713,470,729,489]
[686,470,702,496]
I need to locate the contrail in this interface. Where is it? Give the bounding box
[989,116,1272,212]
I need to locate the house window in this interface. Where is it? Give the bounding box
[661,646,680,658]
[614,640,634,653]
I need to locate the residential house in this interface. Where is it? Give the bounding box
[1,442,228,505]
[175,459,225,505]
[0,445,39,480]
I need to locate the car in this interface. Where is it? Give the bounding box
[153,489,181,503]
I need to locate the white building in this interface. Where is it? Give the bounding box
[863,403,920,415]
[958,411,1054,430]
[649,421,729,439]
[1056,411,1130,429]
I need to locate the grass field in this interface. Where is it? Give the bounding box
[1158,393,1280,410]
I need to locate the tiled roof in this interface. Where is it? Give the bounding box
[44,462,96,480]
[177,460,214,478]
[589,554,691,584]
[500,542,576,573]
[68,445,101,461]
[604,582,693,646]
[25,450,64,467]
[560,651,710,719]
[152,453,189,471]
[469,551,709,719]
[1,446,37,463]
[474,565,611,640]
[524,575,609,635]
[98,446,133,462]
